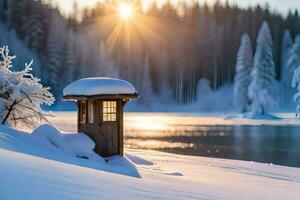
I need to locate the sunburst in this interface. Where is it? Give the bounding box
[118,3,134,21]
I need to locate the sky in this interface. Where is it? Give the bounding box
[52,0,300,16]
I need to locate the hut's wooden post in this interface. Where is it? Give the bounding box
[77,100,80,133]
[118,99,124,156]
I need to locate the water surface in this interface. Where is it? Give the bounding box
[52,112,300,168]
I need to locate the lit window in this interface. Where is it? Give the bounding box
[79,101,87,124]
[88,101,94,124]
[102,101,117,122]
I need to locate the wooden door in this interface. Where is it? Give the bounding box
[96,100,120,157]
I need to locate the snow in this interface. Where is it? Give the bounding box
[31,124,73,155]
[30,124,105,162]
[248,21,276,114]
[31,124,105,163]
[63,133,96,158]
[233,33,253,112]
[0,46,54,129]
[63,77,137,96]
[0,114,300,199]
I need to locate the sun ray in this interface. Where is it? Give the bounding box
[82,1,186,62]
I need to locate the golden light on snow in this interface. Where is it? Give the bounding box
[118,3,134,21]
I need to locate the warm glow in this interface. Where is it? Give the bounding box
[118,3,134,20]
[84,1,168,59]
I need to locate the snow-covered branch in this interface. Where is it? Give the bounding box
[0,46,55,129]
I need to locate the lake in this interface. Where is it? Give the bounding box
[51,112,300,168]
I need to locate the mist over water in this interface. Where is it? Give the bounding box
[51,112,300,168]
[124,113,300,167]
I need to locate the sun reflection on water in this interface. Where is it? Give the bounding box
[124,113,234,138]
[126,139,194,149]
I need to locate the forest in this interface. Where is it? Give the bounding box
[0,0,300,110]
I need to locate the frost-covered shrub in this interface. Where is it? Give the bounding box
[0,46,55,129]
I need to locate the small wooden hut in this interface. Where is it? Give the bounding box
[63,77,138,157]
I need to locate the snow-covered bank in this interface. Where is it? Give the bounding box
[0,125,300,199]
[0,125,139,177]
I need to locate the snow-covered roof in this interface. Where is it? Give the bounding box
[63,77,137,97]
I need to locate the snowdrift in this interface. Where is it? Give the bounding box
[31,124,104,163]
[0,124,140,177]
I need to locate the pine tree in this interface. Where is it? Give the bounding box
[233,34,253,112]
[100,39,119,79]
[45,11,65,96]
[292,65,300,117]
[248,21,276,115]
[287,35,300,77]
[140,54,154,108]
[6,0,24,33]
[0,23,42,77]
[159,47,172,102]
[280,30,294,107]
[281,30,293,79]
[61,30,76,88]
[24,0,47,53]
[0,0,7,21]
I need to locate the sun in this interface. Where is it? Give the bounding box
[118,3,134,21]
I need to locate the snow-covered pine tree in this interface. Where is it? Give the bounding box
[248,21,276,115]
[60,29,76,91]
[6,0,24,33]
[45,11,65,96]
[280,30,294,107]
[287,35,300,78]
[140,54,154,108]
[159,47,172,103]
[292,65,300,117]
[76,34,95,79]
[0,46,54,129]
[97,39,119,78]
[24,0,47,53]
[96,39,107,76]
[281,30,293,80]
[233,34,253,112]
[286,35,300,108]
[0,22,41,77]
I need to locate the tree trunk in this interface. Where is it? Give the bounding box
[2,100,17,124]
[261,105,265,115]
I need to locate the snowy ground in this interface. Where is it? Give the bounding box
[1,112,300,199]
